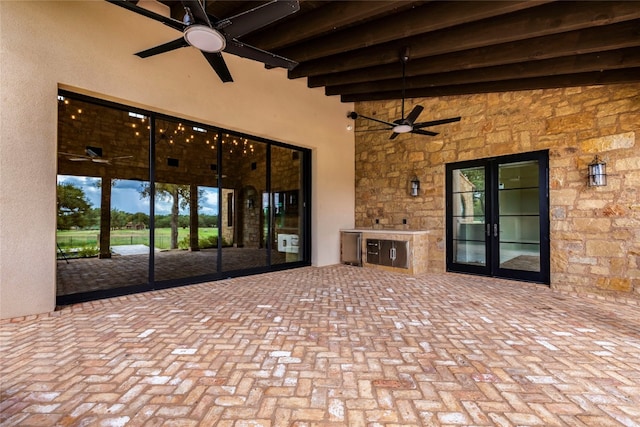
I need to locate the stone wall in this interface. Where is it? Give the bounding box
[354,83,639,300]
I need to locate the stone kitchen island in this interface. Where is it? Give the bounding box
[340,229,433,275]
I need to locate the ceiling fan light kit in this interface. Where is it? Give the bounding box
[392,124,412,134]
[183,25,226,52]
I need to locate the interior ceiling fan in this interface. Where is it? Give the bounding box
[347,48,461,140]
[59,147,132,165]
[107,0,300,83]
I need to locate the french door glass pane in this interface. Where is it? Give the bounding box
[498,160,540,272]
[452,166,486,266]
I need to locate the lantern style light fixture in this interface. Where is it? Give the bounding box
[588,155,607,187]
[410,176,420,196]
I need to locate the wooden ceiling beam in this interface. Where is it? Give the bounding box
[273,1,547,63]
[290,1,640,79]
[205,1,267,19]
[327,47,640,96]
[308,20,640,88]
[243,1,421,51]
[341,68,640,102]
[167,2,184,20]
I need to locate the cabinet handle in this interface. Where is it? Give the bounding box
[390,247,396,261]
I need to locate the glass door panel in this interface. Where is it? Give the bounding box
[497,160,541,273]
[153,118,218,282]
[220,135,268,272]
[56,95,151,299]
[450,166,488,270]
[270,146,304,265]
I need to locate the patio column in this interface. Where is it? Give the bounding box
[99,175,112,259]
[189,183,199,251]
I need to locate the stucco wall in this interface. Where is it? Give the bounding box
[0,2,355,319]
[354,84,640,301]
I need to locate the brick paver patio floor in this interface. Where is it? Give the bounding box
[1,265,639,426]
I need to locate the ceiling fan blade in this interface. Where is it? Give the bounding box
[353,113,395,128]
[106,0,184,31]
[389,132,401,140]
[92,159,111,164]
[413,116,462,129]
[135,37,189,58]
[411,129,439,137]
[222,0,300,39]
[225,40,297,70]
[202,51,233,82]
[181,0,212,26]
[405,105,424,124]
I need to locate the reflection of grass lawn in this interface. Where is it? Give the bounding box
[57,228,218,250]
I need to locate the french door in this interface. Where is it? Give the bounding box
[446,150,550,284]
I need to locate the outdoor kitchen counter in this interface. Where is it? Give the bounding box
[340,229,433,275]
[340,229,432,235]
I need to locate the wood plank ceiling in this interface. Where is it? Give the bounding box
[151,1,640,102]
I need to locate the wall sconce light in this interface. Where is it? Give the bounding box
[246,198,255,209]
[588,155,607,187]
[410,176,420,197]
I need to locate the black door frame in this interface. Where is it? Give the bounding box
[446,150,550,284]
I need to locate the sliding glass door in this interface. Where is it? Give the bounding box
[446,151,549,284]
[57,90,311,304]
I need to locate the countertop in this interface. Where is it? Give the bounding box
[340,229,432,235]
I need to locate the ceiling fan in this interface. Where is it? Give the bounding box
[59,147,132,165]
[347,48,461,139]
[107,0,300,83]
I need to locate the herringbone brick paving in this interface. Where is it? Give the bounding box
[1,265,639,426]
